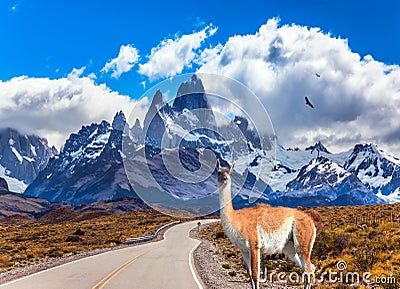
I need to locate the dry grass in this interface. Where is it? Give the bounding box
[198,203,400,288]
[0,209,178,272]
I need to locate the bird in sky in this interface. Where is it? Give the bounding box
[315,73,321,78]
[305,96,314,108]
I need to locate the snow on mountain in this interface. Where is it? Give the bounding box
[122,143,271,215]
[24,112,139,204]
[270,156,381,206]
[143,76,218,150]
[305,140,331,155]
[141,76,268,165]
[344,144,400,203]
[0,128,57,192]
[266,143,334,192]
[377,188,400,203]
[60,120,111,167]
[0,164,27,193]
[20,75,400,207]
[119,76,274,212]
[172,74,216,128]
[246,141,391,206]
[287,157,351,191]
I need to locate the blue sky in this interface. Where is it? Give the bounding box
[2,0,399,96]
[1,0,400,154]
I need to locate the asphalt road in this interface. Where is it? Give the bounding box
[0,219,217,289]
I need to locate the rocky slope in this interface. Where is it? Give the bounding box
[0,177,58,218]
[0,128,57,192]
[344,144,400,203]
[269,156,381,207]
[24,112,138,204]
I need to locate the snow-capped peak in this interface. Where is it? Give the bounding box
[344,143,400,202]
[315,157,350,180]
[305,141,330,154]
[295,156,350,188]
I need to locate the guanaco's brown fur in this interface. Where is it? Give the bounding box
[217,161,322,289]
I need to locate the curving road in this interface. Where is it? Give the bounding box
[0,220,217,289]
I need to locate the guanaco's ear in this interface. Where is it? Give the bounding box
[229,162,235,174]
[216,159,221,171]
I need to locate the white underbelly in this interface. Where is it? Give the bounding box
[257,218,293,255]
[223,223,249,250]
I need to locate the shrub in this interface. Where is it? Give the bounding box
[344,225,358,233]
[353,247,379,271]
[334,233,350,253]
[215,230,226,239]
[73,228,85,236]
[65,235,83,242]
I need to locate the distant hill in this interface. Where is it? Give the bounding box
[0,177,60,218]
[0,177,150,220]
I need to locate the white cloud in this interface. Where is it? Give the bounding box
[198,18,400,154]
[0,68,146,149]
[194,44,223,66]
[138,24,217,80]
[68,66,86,79]
[88,72,97,79]
[101,44,139,78]
[4,18,400,157]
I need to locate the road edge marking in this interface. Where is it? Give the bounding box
[189,239,204,289]
[188,219,219,289]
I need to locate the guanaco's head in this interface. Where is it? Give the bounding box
[216,159,235,187]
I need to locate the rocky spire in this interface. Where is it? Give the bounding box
[305,140,330,156]
[143,90,166,147]
[173,74,209,112]
[152,89,163,106]
[112,111,127,131]
[144,90,164,131]
[130,118,144,143]
[172,74,216,127]
[176,74,205,98]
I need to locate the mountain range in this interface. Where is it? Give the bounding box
[1,75,399,214]
[24,112,135,204]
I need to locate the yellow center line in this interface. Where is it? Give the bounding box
[92,248,157,289]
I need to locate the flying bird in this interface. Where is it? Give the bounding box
[315,73,321,78]
[305,96,314,108]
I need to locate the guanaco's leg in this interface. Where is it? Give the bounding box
[240,247,251,279]
[259,253,267,283]
[282,240,302,268]
[250,245,260,289]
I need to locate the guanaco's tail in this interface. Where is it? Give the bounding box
[308,210,323,234]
